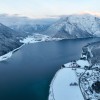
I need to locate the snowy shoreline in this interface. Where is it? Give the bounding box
[0,44,24,62]
[0,34,63,62]
[48,45,100,100]
[0,34,98,62]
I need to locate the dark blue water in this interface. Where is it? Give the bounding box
[0,38,100,100]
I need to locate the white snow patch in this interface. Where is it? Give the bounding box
[0,52,13,61]
[20,36,39,44]
[76,60,90,68]
[88,47,93,58]
[76,68,85,74]
[64,62,72,67]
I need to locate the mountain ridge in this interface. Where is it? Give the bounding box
[44,14,100,39]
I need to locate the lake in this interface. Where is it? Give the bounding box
[0,38,100,100]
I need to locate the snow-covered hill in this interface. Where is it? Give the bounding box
[45,14,100,39]
[0,23,22,56]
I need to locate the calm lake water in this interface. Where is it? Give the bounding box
[0,38,100,100]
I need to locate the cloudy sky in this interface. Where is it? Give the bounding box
[0,0,99,18]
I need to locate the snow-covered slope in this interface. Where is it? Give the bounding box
[0,23,22,56]
[45,14,100,39]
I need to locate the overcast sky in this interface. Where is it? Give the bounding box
[0,0,99,18]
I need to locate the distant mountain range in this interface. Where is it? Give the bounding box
[0,14,58,36]
[0,14,100,39]
[45,14,100,39]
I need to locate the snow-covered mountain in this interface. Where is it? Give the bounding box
[45,14,100,39]
[11,24,50,36]
[1,14,99,39]
[0,23,22,56]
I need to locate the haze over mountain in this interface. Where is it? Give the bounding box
[0,14,59,35]
[1,13,100,39]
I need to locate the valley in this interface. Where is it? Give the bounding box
[0,14,100,100]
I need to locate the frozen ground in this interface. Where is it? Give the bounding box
[0,51,13,61]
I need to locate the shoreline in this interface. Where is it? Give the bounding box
[0,37,63,62]
[0,36,99,62]
[48,44,92,100]
[0,44,25,62]
[48,41,100,100]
